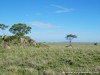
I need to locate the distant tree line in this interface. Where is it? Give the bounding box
[0,23,97,49]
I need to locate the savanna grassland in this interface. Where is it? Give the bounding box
[0,43,100,75]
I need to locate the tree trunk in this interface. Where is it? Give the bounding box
[69,39,72,46]
[2,30,5,36]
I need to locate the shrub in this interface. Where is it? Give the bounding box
[94,43,98,46]
[36,43,49,48]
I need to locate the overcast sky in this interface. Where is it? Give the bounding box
[0,0,100,42]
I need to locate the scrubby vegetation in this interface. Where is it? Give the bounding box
[0,43,100,75]
[36,43,49,48]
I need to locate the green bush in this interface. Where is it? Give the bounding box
[36,43,49,48]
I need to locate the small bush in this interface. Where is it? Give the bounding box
[36,43,49,48]
[94,43,98,46]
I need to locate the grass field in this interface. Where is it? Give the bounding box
[0,43,100,75]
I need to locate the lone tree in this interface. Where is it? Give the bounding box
[65,34,77,46]
[0,24,9,48]
[9,23,31,36]
[0,24,8,36]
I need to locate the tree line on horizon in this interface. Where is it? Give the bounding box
[1,23,97,48]
[0,23,79,48]
[1,22,98,47]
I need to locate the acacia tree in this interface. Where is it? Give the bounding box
[65,34,77,46]
[0,24,9,47]
[9,23,31,36]
[0,24,8,36]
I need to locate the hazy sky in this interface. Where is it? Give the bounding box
[0,0,100,42]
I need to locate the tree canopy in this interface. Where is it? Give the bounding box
[0,24,8,36]
[9,23,31,36]
[65,34,77,46]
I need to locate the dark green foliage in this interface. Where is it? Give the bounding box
[0,35,2,43]
[0,24,8,36]
[9,23,31,36]
[1,35,19,46]
[94,43,98,45]
[3,36,18,42]
[65,34,77,46]
[0,24,8,30]
[0,35,2,38]
[2,35,35,46]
